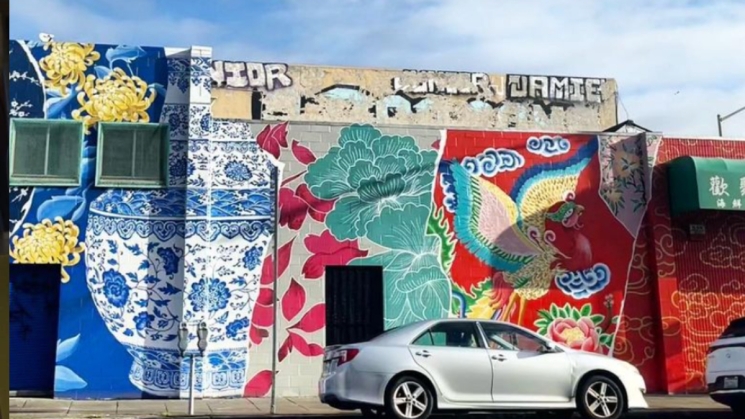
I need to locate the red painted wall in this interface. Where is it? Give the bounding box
[643,138,745,394]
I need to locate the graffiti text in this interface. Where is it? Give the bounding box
[211,61,293,91]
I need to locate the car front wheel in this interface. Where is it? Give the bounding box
[577,375,625,419]
[385,376,433,419]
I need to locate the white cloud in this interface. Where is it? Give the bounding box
[10,0,745,137]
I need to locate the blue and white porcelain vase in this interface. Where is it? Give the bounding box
[86,126,279,398]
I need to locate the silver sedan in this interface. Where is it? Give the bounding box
[319,319,647,419]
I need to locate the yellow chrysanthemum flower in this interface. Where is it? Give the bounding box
[72,68,157,132]
[39,42,101,96]
[9,218,86,283]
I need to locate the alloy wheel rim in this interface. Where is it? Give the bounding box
[584,381,619,418]
[393,382,427,419]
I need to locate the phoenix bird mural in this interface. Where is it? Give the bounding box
[446,141,598,326]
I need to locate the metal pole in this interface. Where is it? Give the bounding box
[717,114,723,137]
[188,355,196,415]
[270,167,280,415]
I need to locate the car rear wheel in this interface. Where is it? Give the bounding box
[577,375,625,419]
[385,376,433,419]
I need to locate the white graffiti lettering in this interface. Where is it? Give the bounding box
[392,71,494,96]
[507,74,605,103]
[211,61,293,90]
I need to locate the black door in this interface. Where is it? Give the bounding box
[10,264,61,393]
[325,266,384,346]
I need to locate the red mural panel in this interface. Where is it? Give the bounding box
[435,131,657,356]
[652,138,745,394]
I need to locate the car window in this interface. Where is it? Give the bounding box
[721,318,745,339]
[412,322,483,348]
[480,323,546,352]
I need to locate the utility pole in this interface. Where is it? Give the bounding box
[717,105,745,136]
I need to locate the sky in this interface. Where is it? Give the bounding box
[10,0,745,137]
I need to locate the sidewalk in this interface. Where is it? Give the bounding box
[9,395,728,418]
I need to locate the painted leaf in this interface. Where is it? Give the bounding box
[256,123,289,159]
[278,335,293,362]
[105,45,147,66]
[289,303,326,333]
[36,196,84,222]
[244,370,273,397]
[538,309,551,320]
[281,171,306,187]
[281,278,306,322]
[54,365,87,392]
[94,66,112,79]
[249,325,269,346]
[279,188,309,230]
[289,331,324,357]
[251,303,274,328]
[296,184,335,222]
[302,230,368,279]
[291,140,317,165]
[590,314,605,325]
[56,334,81,363]
[46,91,78,119]
[256,287,274,306]
[580,304,592,317]
[260,238,295,285]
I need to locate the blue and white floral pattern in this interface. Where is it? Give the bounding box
[190,58,212,94]
[212,141,274,189]
[189,105,211,139]
[161,104,189,140]
[212,119,252,141]
[127,346,248,396]
[167,58,190,95]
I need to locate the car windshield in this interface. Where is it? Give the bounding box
[721,318,745,339]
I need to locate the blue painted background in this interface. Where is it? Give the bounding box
[9,39,168,398]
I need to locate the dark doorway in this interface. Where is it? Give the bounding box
[325,266,384,346]
[10,264,61,394]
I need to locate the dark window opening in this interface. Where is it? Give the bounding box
[325,266,384,346]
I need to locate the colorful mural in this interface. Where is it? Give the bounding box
[245,123,448,396]
[8,39,281,399]
[645,138,745,393]
[433,131,660,355]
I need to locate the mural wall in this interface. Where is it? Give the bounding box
[243,122,445,397]
[433,131,660,355]
[211,63,618,132]
[242,125,665,397]
[8,39,280,399]
[646,138,745,394]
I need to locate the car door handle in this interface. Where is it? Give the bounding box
[415,350,431,358]
[491,354,507,362]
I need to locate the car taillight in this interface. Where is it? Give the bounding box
[336,348,359,366]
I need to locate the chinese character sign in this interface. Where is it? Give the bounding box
[709,175,729,197]
[699,172,745,211]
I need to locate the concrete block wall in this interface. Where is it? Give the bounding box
[212,63,618,132]
[245,122,443,397]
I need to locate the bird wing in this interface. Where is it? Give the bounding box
[450,161,540,273]
[510,141,597,248]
